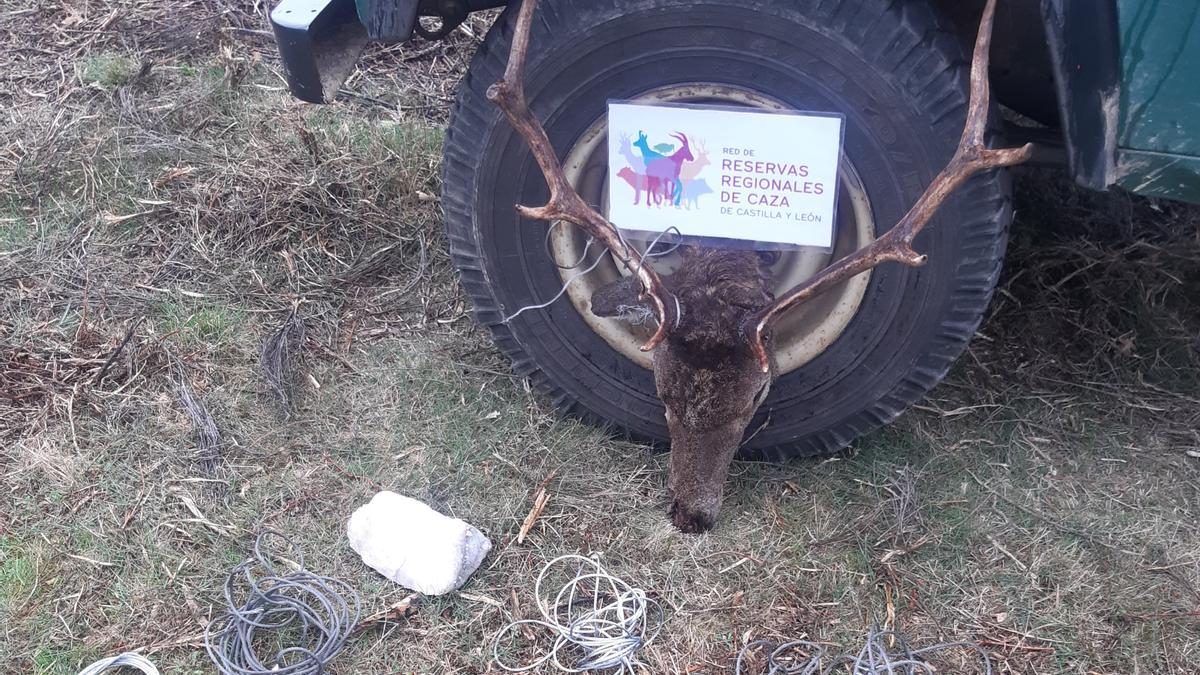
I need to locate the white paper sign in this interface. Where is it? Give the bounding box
[607,102,843,248]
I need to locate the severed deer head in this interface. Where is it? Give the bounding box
[487,0,1033,532]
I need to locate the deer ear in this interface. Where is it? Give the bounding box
[590,275,655,323]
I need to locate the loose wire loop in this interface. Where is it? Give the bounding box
[76,653,160,675]
[735,624,993,675]
[203,530,362,675]
[492,554,664,673]
[503,224,683,326]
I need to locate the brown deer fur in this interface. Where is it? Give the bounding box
[592,249,775,532]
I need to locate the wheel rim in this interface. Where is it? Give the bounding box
[552,84,875,375]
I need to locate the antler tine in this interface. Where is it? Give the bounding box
[745,0,1034,373]
[486,0,674,350]
[962,0,998,148]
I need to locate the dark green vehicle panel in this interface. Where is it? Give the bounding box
[1115,0,1200,201]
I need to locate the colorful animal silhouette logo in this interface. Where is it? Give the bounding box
[615,131,712,209]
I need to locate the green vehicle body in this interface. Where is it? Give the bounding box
[1115,0,1200,201]
[271,0,1200,203]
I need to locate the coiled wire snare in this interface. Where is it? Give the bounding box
[493,554,664,673]
[203,530,361,675]
[735,624,993,675]
[76,652,159,675]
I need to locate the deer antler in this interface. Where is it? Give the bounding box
[486,0,675,351]
[745,0,1033,372]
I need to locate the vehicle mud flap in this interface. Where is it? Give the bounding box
[270,0,372,103]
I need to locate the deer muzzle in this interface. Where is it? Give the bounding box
[665,417,748,533]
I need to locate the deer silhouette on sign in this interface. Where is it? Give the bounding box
[618,131,704,207]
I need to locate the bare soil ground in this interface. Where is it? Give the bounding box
[2,2,1199,673]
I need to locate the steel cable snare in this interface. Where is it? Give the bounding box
[735,624,994,675]
[493,554,664,673]
[204,530,361,675]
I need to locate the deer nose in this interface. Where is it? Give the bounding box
[670,500,717,533]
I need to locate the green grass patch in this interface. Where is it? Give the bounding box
[0,537,36,612]
[153,300,250,348]
[81,53,138,88]
[303,109,445,192]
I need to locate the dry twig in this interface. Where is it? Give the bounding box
[351,593,421,635]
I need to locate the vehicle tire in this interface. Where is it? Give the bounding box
[442,0,1011,460]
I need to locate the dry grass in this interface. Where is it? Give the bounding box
[2,2,1199,673]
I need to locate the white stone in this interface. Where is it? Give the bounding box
[347,491,491,595]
